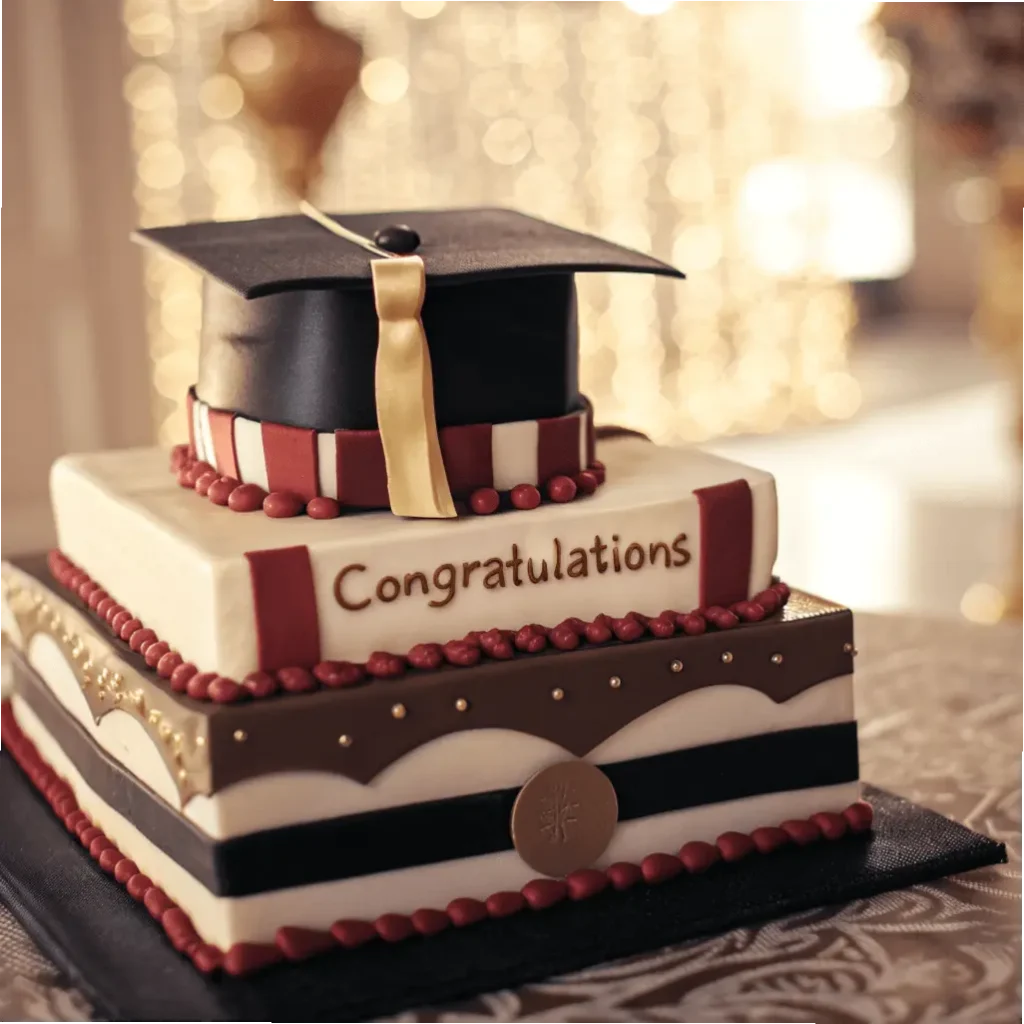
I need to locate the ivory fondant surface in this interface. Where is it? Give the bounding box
[1,561,212,798]
[14,613,852,835]
[0,581,22,700]
[12,694,858,949]
[24,632,182,810]
[50,439,777,678]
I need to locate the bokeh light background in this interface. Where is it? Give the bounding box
[122,0,912,450]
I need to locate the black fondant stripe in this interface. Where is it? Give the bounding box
[10,650,222,889]
[11,650,858,898]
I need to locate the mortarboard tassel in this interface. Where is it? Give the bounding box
[371,256,456,519]
[297,202,455,519]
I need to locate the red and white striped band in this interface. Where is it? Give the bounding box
[186,388,597,507]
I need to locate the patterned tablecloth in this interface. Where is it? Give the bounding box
[0,612,1020,1023]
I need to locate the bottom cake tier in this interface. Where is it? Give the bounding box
[2,691,872,977]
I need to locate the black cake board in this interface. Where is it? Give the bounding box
[0,754,1006,1023]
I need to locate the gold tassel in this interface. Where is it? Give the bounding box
[371,256,456,519]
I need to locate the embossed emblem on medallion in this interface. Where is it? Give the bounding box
[510,760,618,877]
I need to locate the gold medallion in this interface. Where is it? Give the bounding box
[510,760,618,878]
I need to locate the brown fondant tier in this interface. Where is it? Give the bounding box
[206,603,852,790]
[2,557,854,797]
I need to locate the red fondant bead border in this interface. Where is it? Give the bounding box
[45,549,793,704]
[1,699,871,978]
[45,550,793,702]
[170,446,605,520]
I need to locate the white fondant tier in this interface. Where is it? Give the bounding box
[11,695,860,950]
[18,626,853,839]
[49,439,777,678]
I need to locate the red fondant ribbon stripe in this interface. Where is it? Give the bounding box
[1,699,872,978]
[336,430,390,508]
[439,422,494,495]
[261,422,319,498]
[178,388,600,519]
[693,479,754,609]
[46,550,795,704]
[537,411,584,482]
[186,390,197,460]
[245,547,322,673]
[206,409,239,482]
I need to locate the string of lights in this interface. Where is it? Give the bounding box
[123,0,908,448]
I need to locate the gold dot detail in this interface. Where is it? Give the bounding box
[721,652,734,664]
[455,697,469,712]
[670,660,684,673]
[147,710,161,725]
[338,734,353,747]
[177,768,188,782]
[843,642,857,655]
[551,687,565,701]
[195,735,206,748]
[392,703,407,720]
[770,653,784,665]
[233,729,247,743]
[608,676,622,689]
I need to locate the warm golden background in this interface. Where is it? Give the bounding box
[2,0,1020,622]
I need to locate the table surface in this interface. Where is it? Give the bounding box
[1,612,1020,1023]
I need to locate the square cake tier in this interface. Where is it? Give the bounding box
[47,438,777,679]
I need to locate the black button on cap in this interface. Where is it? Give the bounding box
[373,224,421,254]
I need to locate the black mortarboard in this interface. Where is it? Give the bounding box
[134,208,683,434]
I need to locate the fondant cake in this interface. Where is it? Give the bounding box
[0,207,865,976]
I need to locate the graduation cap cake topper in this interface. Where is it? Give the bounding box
[135,208,683,520]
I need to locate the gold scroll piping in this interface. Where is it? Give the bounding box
[1,566,211,802]
[371,256,456,519]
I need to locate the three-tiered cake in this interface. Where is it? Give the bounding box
[1,208,866,976]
